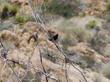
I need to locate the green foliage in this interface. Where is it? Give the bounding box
[0,3,19,19]
[15,14,32,24]
[87,20,97,29]
[6,3,19,13]
[42,0,80,18]
[79,12,86,17]
[57,20,92,48]
[106,0,110,11]
[105,0,110,22]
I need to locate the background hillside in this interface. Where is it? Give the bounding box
[0,0,110,82]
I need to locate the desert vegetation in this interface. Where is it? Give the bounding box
[0,0,110,82]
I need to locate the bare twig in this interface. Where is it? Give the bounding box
[39,47,48,82]
[71,63,87,82]
[27,61,60,82]
[64,58,69,82]
[54,43,87,82]
[28,0,48,32]
[27,0,88,82]
[7,60,22,82]
[0,39,22,82]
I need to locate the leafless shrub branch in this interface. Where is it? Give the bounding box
[27,0,88,82]
[39,47,48,82]
[0,0,88,82]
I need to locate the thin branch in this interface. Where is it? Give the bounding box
[6,60,22,82]
[27,0,88,82]
[64,58,68,82]
[26,60,60,82]
[39,48,48,82]
[54,43,87,82]
[71,63,87,82]
[0,39,22,82]
[28,0,48,32]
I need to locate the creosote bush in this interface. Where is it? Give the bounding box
[106,0,110,11]
[15,14,32,24]
[90,30,110,55]
[86,20,97,29]
[0,3,19,19]
[73,28,92,42]
[5,3,19,14]
[60,27,92,50]
[105,0,110,22]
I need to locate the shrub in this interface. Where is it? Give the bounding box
[73,28,92,42]
[86,20,97,29]
[90,30,110,55]
[106,0,110,11]
[42,0,80,18]
[8,4,19,15]
[15,14,32,24]
[60,26,92,50]
[79,12,86,17]
[105,0,110,22]
[0,3,19,19]
[61,33,78,49]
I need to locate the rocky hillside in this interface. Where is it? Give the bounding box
[0,0,110,82]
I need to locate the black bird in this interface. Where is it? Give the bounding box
[48,30,59,42]
[49,33,58,41]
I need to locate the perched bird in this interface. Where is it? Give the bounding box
[48,30,59,42]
